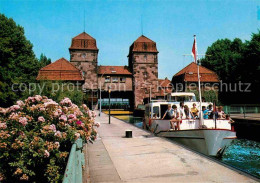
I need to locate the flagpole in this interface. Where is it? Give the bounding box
[194,35,204,127]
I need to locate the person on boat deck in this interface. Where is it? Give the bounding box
[170,105,181,130]
[191,103,199,118]
[217,106,226,119]
[179,102,186,119]
[184,105,194,119]
[202,106,209,119]
[207,104,213,119]
[162,105,174,120]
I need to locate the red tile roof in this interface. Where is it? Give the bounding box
[157,79,172,96]
[36,58,83,81]
[173,62,219,82]
[158,78,172,87]
[69,32,98,50]
[98,66,132,75]
[130,35,158,53]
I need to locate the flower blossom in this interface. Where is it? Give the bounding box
[35,95,42,102]
[0,107,7,115]
[44,100,58,107]
[68,114,77,122]
[60,97,72,106]
[54,131,62,138]
[75,133,80,139]
[0,123,7,129]
[9,105,20,112]
[9,112,19,120]
[76,120,82,126]
[38,116,45,122]
[44,150,50,158]
[54,142,60,149]
[19,117,28,126]
[59,115,67,122]
[49,124,56,132]
[16,100,25,107]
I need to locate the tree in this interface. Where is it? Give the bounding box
[201,30,260,104]
[39,53,51,68]
[0,14,40,107]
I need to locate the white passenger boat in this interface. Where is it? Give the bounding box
[144,36,236,156]
[143,96,236,156]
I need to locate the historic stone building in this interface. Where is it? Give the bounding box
[69,32,99,90]
[39,32,214,109]
[128,35,160,107]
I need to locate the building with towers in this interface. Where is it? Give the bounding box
[37,32,172,109]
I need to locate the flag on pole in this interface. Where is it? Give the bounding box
[192,35,197,63]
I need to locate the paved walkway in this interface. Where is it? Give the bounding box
[231,113,260,121]
[85,112,257,183]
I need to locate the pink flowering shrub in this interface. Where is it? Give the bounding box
[0,95,99,182]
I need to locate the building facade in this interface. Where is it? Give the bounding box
[37,32,169,109]
[37,32,219,109]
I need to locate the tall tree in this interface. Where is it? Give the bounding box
[39,53,51,68]
[201,30,260,104]
[0,14,40,107]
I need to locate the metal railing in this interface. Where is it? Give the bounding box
[63,138,85,183]
[223,105,260,120]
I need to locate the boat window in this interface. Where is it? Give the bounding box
[153,106,160,118]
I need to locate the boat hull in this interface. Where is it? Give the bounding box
[156,129,236,156]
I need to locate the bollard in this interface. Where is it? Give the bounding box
[125,130,132,138]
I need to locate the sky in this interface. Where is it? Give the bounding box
[1,0,260,79]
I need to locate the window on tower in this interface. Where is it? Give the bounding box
[144,72,148,78]
[144,55,147,62]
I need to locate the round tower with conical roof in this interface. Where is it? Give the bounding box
[69,32,99,90]
[128,35,159,107]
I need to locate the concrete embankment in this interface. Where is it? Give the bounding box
[85,112,258,183]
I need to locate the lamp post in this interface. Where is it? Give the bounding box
[108,86,111,124]
[99,72,106,116]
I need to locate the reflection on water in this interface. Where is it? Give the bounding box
[115,115,260,179]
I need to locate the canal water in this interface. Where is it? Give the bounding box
[114,115,260,179]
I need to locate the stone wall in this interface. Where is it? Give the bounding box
[131,53,159,107]
[70,50,98,90]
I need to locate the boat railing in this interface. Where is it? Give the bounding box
[63,138,85,183]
